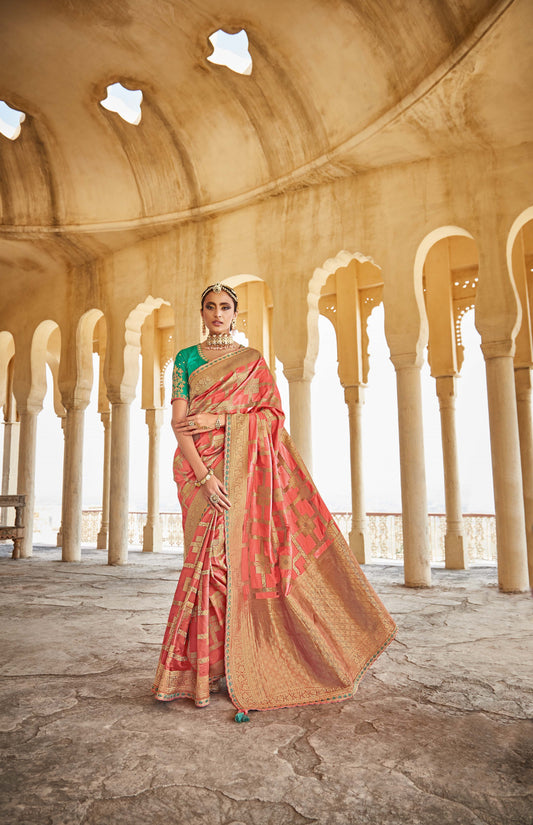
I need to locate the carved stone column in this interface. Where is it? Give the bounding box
[515,367,533,588]
[283,367,313,472]
[344,385,368,564]
[1,420,20,524]
[0,358,20,524]
[392,357,431,587]
[482,343,528,592]
[61,406,87,562]
[245,281,273,367]
[143,408,163,552]
[2,362,19,525]
[96,411,111,550]
[436,376,466,569]
[108,401,131,565]
[56,416,66,547]
[17,409,39,558]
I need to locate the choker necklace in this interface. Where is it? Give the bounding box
[204,333,235,349]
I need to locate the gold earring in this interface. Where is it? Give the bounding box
[230,318,236,331]
[202,321,206,336]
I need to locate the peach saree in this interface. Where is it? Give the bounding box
[152,347,396,711]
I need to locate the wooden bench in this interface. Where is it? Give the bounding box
[0,495,26,559]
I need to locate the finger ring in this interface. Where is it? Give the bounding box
[189,420,196,427]
[209,494,220,504]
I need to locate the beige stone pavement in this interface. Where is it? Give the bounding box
[0,545,532,825]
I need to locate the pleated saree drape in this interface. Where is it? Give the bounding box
[152,347,396,711]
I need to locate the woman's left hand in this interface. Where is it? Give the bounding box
[174,412,221,435]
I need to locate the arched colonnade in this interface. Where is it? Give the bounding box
[1,211,532,594]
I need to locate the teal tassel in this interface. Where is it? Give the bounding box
[234,711,250,723]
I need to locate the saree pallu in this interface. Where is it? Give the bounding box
[152,347,397,710]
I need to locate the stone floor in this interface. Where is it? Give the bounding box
[0,545,532,825]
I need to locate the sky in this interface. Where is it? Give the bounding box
[0,100,25,140]
[27,303,495,523]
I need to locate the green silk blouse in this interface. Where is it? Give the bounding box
[171,345,207,402]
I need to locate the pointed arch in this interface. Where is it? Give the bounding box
[507,206,533,273]
[417,226,479,377]
[27,320,61,412]
[221,274,274,366]
[0,331,15,413]
[121,296,170,401]
[76,309,105,404]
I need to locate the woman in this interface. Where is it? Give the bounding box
[152,283,396,718]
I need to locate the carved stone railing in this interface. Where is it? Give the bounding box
[81,509,497,563]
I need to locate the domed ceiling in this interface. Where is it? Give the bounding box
[0,0,531,275]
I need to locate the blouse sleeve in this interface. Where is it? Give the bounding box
[171,349,189,402]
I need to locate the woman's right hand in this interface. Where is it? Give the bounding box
[200,473,231,513]
[174,412,224,436]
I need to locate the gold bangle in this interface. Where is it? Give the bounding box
[215,416,221,429]
[195,469,213,488]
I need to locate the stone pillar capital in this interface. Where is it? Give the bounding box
[481,339,515,360]
[435,375,459,406]
[343,385,366,406]
[107,388,136,406]
[145,407,164,428]
[61,395,91,413]
[17,401,43,416]
[390,352,423,371]
[283,365,314,383]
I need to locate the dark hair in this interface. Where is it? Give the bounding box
[201,283,238,310]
